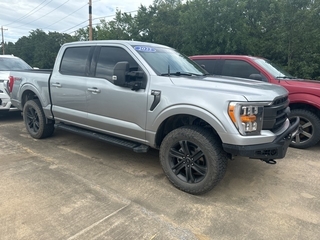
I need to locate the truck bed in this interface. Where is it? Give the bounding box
[10,69,52,111]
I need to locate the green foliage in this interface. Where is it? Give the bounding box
[2,0,320,79]
[3,29,75,68]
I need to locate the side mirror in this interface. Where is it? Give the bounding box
[112,61,129,86]
[249,73,263,81]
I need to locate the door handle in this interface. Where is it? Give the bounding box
[52,82,62,88]
[87,87,101,94]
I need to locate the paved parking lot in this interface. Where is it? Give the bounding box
[1,112,320,240]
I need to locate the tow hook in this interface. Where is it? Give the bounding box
[260,159,277,164]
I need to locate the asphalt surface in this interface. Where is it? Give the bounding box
[1,111,320,240]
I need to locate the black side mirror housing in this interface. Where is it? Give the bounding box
[113,61,129,86]
[113,61,145,90]
[249,73,263,81]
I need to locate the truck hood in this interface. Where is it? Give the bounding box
[170,75,288,102]
[0,71,10,79]
[283,78,320,89]
[280,78,320,98]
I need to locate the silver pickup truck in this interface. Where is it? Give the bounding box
[8,40,299,194]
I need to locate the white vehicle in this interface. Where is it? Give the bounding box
[0,55,32,113]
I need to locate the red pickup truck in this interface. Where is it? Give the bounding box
[190,55,320,149]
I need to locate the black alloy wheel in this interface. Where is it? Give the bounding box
[160,126,227,195]
[25,103,40,135]
[168,140,207,184]
[23,99,54,139]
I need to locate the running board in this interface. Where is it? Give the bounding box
[54,123,149,153]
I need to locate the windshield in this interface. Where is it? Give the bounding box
[132,45,207,76]
[254,58,294,79]
[0,57,32,71]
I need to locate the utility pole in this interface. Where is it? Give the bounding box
[1,26,8,55]
[89,0,92,41]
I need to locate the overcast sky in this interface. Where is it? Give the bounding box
[0,0,155,43]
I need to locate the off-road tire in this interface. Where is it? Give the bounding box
[160,125,228,195]
[289,109,320,149]
[23,99,54,139]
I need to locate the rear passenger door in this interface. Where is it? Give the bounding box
[50,46,93,125]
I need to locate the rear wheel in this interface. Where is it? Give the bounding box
[160,126,228,195]
[289,109,320,149]
[23,99,54,139]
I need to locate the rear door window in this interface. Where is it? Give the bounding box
[60,47,91,76]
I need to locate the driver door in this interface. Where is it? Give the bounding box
[85,46,148,142]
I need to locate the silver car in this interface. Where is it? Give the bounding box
[0,55,32,113]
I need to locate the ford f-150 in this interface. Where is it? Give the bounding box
[8,41,299,194]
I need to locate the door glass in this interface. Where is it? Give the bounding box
[192,59,218,75]
[60,47,91,76]
[95,47,139,81]
[222,60,260,79]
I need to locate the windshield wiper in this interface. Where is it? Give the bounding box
[276,76,297,79]
[160,72,203,76]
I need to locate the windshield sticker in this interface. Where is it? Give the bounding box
[134,46,156,52]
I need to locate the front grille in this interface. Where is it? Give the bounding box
[263,96,289,132]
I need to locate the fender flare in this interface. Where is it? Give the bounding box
[19,83,50,109]
[150,104,229,135]
[289,93,320,109]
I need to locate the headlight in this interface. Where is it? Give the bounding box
[228,102,264,135]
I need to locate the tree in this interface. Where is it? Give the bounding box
[5,29,74,68]
[3,0,320,79]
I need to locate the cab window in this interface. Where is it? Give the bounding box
[221,60,260,79]
[60,47,91,76]
[95,47,139,81]
[192,59,219,75]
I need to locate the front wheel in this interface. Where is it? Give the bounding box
[289,109,320,149]
[159,126,228,195]
[23,99,54,139]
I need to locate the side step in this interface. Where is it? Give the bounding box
[55,123,149,153]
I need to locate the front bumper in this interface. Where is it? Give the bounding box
[222,117,300,160]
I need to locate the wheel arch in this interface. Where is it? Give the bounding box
[289,93,320,112]
[152,106,228,148]
[20,85,53,124]
[19,84,49,110]
[21,89,39,109]
[289,102,320,119]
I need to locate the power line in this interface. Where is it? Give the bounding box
[92,10,138,21]
[6,0,54,27]
[2,0,140,42]
[1,26,8,54]
[43,3,88,29]
[62,19,89,33]
[15,0,70,29]
[66,10,138,35]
